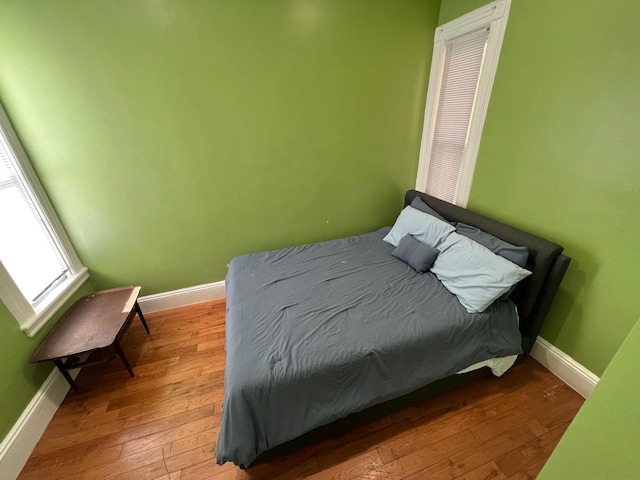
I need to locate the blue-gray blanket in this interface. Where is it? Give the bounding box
[216,228,521,467]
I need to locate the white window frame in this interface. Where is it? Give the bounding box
[415,0,511,207]
[0,102,89,337]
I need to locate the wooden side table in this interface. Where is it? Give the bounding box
[30,286,150,391]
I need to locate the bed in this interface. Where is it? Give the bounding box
[216,190,570,468]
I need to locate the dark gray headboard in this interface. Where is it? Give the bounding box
[404,190,570,355]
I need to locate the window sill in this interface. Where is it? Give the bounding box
[21,267,90,337]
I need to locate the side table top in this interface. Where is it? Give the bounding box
[30,286,142,362]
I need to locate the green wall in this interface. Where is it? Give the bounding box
[538,317,640,479]
[0,282,93,441]
[440,0,640,375]
[0,0,440,294]
[0,0,441,443]
[438,0,489,23]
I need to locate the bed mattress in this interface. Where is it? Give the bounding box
[216,228,522,467]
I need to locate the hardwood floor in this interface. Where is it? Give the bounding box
[18,300,584,480]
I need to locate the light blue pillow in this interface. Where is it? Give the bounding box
[383,206,455,248]
[431,232,532,313]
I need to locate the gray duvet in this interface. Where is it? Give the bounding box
[216,228,521,467]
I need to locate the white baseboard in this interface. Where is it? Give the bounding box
[531,336,599,398]
[137,280,226,314]
[0,368,78,480]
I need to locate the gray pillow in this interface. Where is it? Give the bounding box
[410,196,448,223]
[456,223,529,267]
[392,235,440,273]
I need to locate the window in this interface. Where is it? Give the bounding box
[415,0,510,207]
[0,101,88,336]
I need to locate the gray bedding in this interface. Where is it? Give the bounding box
[216,228,522,467]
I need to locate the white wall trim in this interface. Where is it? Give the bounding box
[0,368,78,480]
[22,268,90,338]
[531,336,599,398]
[137,280,226,314]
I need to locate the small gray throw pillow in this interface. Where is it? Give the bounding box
[392,235,439,273]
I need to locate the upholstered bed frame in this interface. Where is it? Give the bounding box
[404,190,571,357]
[253,190,571,464]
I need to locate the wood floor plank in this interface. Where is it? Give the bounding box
[120,416,218,457]
[210,452,321,480]
[75,445,166,480]
[18,300,583,480]
[105,369,220,413]
[306,449,389,480]
[383,429,480,479]
[468,383,579,443]
[416,423,537,480]
[163,442,218,474]
[17,444,124,480]
[111,459,169,480]
[378,407,486,465]
[195,336,226,352]
[317,418,415,469]
[111,404,217,446]
[504,458,547,480]
[170,427,221,457]
[452,461,507,480]
[32,418,126,456]
[180,459,234,480]
[493,433,555,477]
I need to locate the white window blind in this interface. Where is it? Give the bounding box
[0,101,88,336]
[425,27,489,204]
[415,0,510,207]
[0,138,70,305]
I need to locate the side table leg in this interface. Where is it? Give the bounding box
[135,301,150,335]
[113,341,135,377]
[54,359,79,392]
